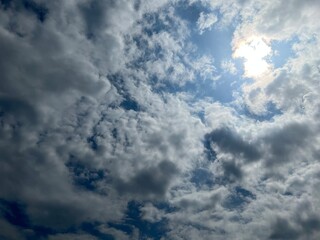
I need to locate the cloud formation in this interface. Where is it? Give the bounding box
[197,12,218,34]
[1,0,320,239]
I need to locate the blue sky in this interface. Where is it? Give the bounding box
[1,0,320,239]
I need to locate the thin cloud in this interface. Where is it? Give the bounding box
[197,12,218,34]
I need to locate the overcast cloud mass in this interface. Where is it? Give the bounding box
[1,0,320,239]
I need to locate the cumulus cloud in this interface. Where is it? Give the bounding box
[1,0,320,239]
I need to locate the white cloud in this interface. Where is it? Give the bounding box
[221,59,237,75]
[1,0,320,239]
[197,12,218,34]
[192,55,219,80]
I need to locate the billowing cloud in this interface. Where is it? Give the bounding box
[1,0,320,239]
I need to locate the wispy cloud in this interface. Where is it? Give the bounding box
[197,12,218,34]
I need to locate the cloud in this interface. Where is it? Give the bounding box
[197,12,218,34]
[261,122,314,167]
[1,0,320,239]
[269,202,320,240]
[221,60,237,75]
[0,218,25,240]
[115,160,178,198]
[47,233,98,240]
[207,128,260,161]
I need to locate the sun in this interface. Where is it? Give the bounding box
[234,37,272,77]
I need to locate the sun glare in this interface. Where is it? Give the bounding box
[234,38,272,77]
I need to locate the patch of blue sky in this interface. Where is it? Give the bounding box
[203,133,217,161]
[0,200,29,229]
[182,64,245,105]
[175,4,249,104]
[178,4,234,65]
[0,0,49,23]
[175,1,206,24]
[127,5,247,106]
[66,156,107,192]
[81,222,114,240]
[192,24,233,63]
[107,201,168,240]
[120,97,140,111]
[153,202,177,213]
[0,199,57,239]
[191,168,215,188]
[23,0,48,22]
[223,186,256,210]
[184,80,233,103]
[270,36,298,69]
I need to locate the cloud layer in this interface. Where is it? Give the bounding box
[1,0,320,239]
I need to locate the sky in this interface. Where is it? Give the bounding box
[1,0,320,239]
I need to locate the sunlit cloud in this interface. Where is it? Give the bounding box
[234,37,272,78]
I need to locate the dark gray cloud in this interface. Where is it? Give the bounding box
[115,160,178,198]
[0,0,48,22]
[221,160,243,183]
[205,128,261,162]
[191,168,214,188]
[269,217,300,240]
[0,0,130,236]
[269,206,320,240]
[205,122,315,172]
[262,122,313,166]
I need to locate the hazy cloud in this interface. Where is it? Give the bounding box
[197,12,218,34]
